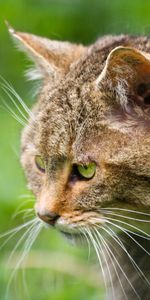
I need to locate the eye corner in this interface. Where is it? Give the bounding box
[70,160,97,182]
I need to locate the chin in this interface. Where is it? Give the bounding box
[60,230,87,246]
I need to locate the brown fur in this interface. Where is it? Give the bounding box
[10,28,150,299]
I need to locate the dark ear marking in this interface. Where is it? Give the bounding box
[137,83,150,106]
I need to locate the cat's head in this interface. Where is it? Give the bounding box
[10,28,150,240]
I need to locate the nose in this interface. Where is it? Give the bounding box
[37,211,60,226]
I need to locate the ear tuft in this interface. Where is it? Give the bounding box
[5,20,16,35]
[7,25,86,83]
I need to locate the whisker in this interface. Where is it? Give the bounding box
[84,227,108,297]
[23,211,35,222]
[0,219,38,263]
[20,221,42,264]
[0,219,36,240]
[97,229,141,300]
[12,198,35,221]
[101,224,150,287]
[124,229,150,240]
[95,216,150,239]
[14,198,34,213]
[105,219,150,255]
[1,97,26,126]
[6,220,42,299]
[100,210,150,222]
[1,84,29,122]
[7,218,39,265]
[21,267,31,300]
[100,207,150,217]
[0,75,34,119]
[93,227,115,300]
[8,85,34,119]
[79,227,91,260]
[99,229,129,300]
[0,223,30,252]
[12,208,34,220]
[103,221,150,240]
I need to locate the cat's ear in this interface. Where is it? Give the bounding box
[8,26,85,82]
[97,46,150,109]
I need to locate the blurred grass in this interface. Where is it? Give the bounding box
[0,0,150,299]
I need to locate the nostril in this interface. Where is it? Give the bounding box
[37,211,60,226]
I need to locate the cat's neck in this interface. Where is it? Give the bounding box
[105,233,150,300]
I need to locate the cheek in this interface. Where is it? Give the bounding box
[65,181,101,213]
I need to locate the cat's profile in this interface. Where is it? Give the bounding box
[8,26,150,299]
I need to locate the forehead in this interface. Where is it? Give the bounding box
[35,84,104,158]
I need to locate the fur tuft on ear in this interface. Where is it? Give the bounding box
[8,24,85,83]
[96,46,150,131]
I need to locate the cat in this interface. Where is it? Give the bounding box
[8,26,150,300]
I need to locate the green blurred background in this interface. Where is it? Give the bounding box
[0,0,150,299]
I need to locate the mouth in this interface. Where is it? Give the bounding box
[54,218,87,245]
[40,211,105,245]
[56,222,80,234]
[53,212,105,245]
[59,229,87,246]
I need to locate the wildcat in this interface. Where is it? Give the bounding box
[7,26,150,299]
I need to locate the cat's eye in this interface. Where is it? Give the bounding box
[35,155,46,173]
[77,162,96,179]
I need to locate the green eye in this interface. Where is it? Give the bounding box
[77,162,96,179]
[35,155,46,173]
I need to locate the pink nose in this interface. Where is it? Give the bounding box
[37,210,60,226]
